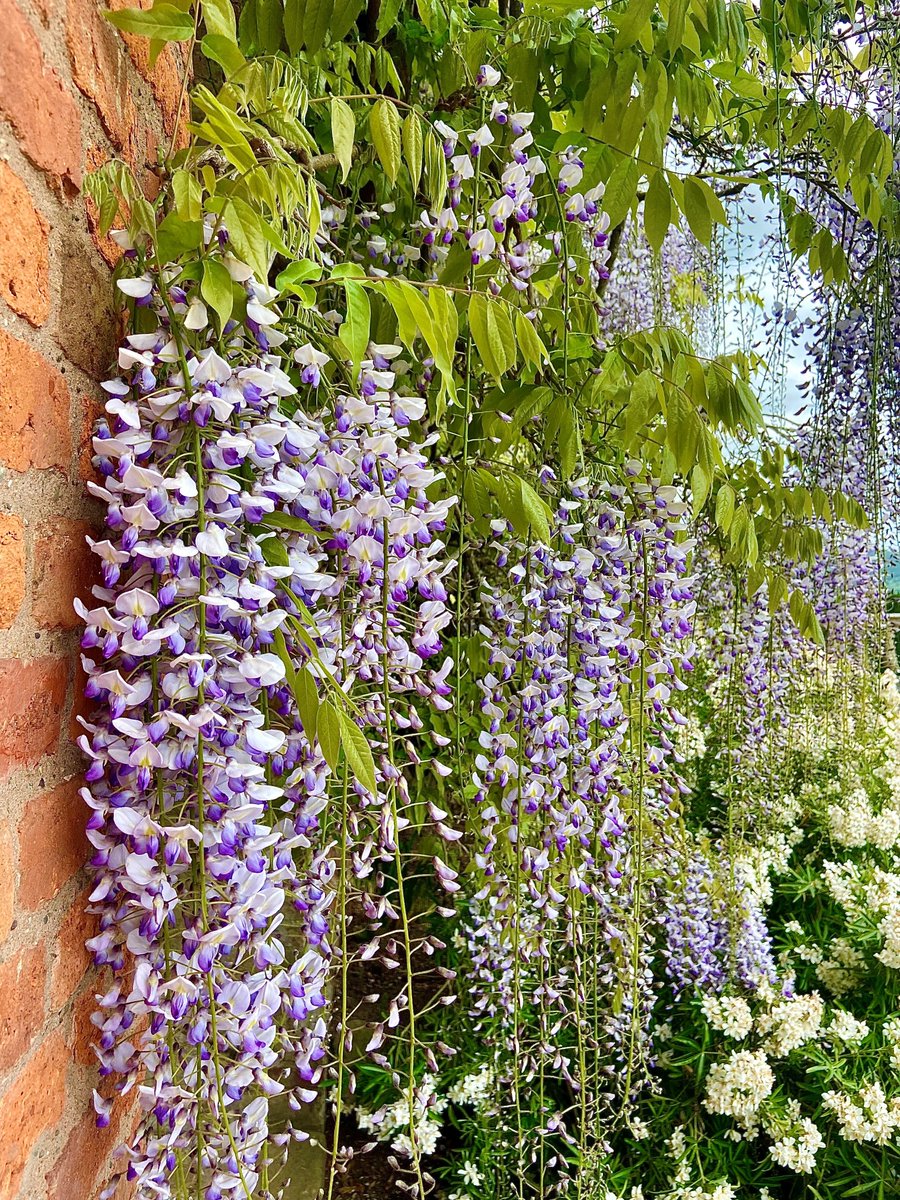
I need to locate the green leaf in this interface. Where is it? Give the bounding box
[623,370,659,444]
[155,213,203,261]
[469,294,515,381]
[665,388,700,474]
[374,46,402,95]
[557,406,580,478]
[172,169,202,222]
[330,263,367,280]
[644,170,672,252]
[375,0,403,38]
[191,86,258,174]
[715,482,735,533]
[729,503,749,557]
[517,478,552,543]
[317,700,341,771]
[341,280,371,377]
[681,177,727,245]
[293,666,320,740]
[201,33,245,74]
[330,0,365,40]
[424,130,448,211]
[544,394,580,477]
[789,588,823,644]
[254,0,283,52]
[691,463,711,516]
[613,0,656,47]
[427,287,458,380]
[486,384,551,447]
[370,98,402,185]
[336,709,377,795]
[202,0,236,38]
[767,570,788,615]
[237,0,259,48]
[305,0,334,53]
[257,533,289,568]
[201,258,234,325]
[272,628,320,738]
[516,311,548,369]
[97,190,120,236]
[104,3,194,41]
[331,97,355,183]
[284,0,304,52]
[402,112,424,194]
[603,155,641,228]
[382,278,431,351]
[272,623,295,676]
[209,195,270,279]
[276,259,322,295]
[261,512,319,535]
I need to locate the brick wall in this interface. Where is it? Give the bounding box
[0,1,186,1195]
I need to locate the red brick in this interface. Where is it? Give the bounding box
[47,1099,123,1200]
[50,886,95,1009]
[18,778,87,910]
[107,0,188,134]
[0,822,14,943]
[0,330,71,473]
[0,1032,68,1198]
[0,656,68,777]
[0,0,81,190]
[32,519,97,630]
[0,943,46,1071]
[67,0,138,155]
[0,513,25,628]
[0,162,50,325]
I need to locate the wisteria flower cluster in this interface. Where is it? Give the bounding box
[319,67,612,305]
[457,464,699,1188]
[79,233,459,1198]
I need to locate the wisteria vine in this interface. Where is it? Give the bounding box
[71,0,900,1194]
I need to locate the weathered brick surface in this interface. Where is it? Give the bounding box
[67,984,97,1067]
[0,0,181,1193]
[67,0,138,156]
[0,657,68,776]
[0,514,26,629]
[57,235,118,376]
[32,519,97,630]
[0,0,82,189]
[0,330,71,473]
[0,944,47,1071]
[0,822,14,942]
[50,887,95,1010]
[109,0,188,133]
[46,1103,122,1200]
[0,1032,68,1197]
[0,162,50,326]
[18,779,88,910]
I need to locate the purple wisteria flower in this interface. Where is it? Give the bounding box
[464,464,697,1175]
[78,241,458,1199]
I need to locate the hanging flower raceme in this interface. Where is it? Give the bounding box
[80,250,336,1199]
[464,465,696,1189]
[332,67,611,314]
[78,238,457,1199]
[276,339,462,1190]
